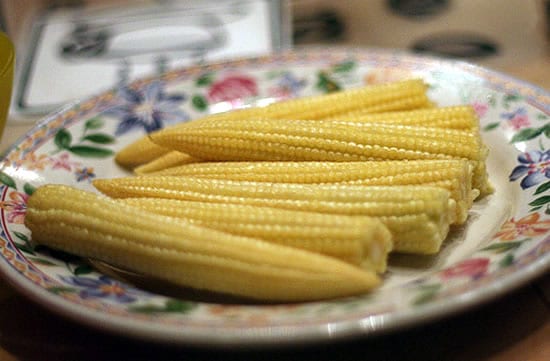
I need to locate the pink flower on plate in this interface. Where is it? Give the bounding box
[207,75,259,105]
[501,107,530,130]
[471,101,489,118]
[440,258,490,280]
[50,153,79,171]
[0,191,29,224]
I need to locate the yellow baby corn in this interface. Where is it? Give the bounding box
[149,118,491,195]
[133,151,199,175]
[119,198,393,273]
[93,177,455,254]
[114,108,265,169]
[114,136,169,169]
[249,78,431,119]
[183,78,431,125]
[151,119,481,161]
[25,184,380,301]
[324,105,479,130]
[154,159,474,224]
[114,79,431,169]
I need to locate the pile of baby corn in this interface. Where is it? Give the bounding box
[25,79,492,302]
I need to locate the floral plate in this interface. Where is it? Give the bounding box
[0,48,549,346]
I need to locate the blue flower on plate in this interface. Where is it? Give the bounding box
[104,81,189,136]
[74,167,96,182]
[60,275,146,303]
[276,72,306,97]
[509,150,550,189]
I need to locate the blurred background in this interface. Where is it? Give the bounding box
[0,0,549,122]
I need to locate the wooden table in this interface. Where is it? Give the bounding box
[0,56,549,361]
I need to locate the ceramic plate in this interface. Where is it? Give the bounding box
[1,48,549,346]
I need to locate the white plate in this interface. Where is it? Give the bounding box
[0,48,549,346]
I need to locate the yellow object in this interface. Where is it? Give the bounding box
[93,177,455,254]
[120,198,393,273]
[241,78,430,120]
[115,135,169,169]
[324,105,479,130]
[25,184,380,301]
[134,151,198,175]
[114,79,430,169]
[151,119,481,161]
[149,118,491,195]
[189,78,431,124]
[154,159,475,224]
[0,32,15,141]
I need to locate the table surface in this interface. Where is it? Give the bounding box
[0,54,549,361]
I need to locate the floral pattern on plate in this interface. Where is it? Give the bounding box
[0,48,548,346]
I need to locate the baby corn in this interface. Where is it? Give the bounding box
[323,105,479,130]
[133,151,199,175]
[114,79,430,169]
[149,118,491,196]
[94,177,455,254]
[114,136,169,169]
[25,185,380,301]
[245,78,431,120]
[153,159,475,224]
[151,119,481,161]
[119,198,393,273]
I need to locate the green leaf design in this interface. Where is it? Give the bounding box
[192,94,209,111]
[23,183,36,195]
[481,241,523,254]
[13,231,29,242]
[316,71,340,93]
[129,299,196,314]
[84,117,105,130]
[68,145,114,158]
[412,284,441,306]
[503,93,521,103]
[510,125,549,143]
[265,70,286,80]
[81,133,116,144]
[536,113,549,121]
[528,196,550,207]
[0,171,16,189]
[54,129,72,149]
[482,122,500,131]
[13,231,35,254]
[196,73,214,87]
[534,181,550,195]
[128,304,164,313]
[28,257,57,266]
[52,122,115,158]
[164,299,195,312]
[332,60,356,73]
[503,93,522,109]
[499,253,515,268]
[15,243,35,255]
[48,286,76,295]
